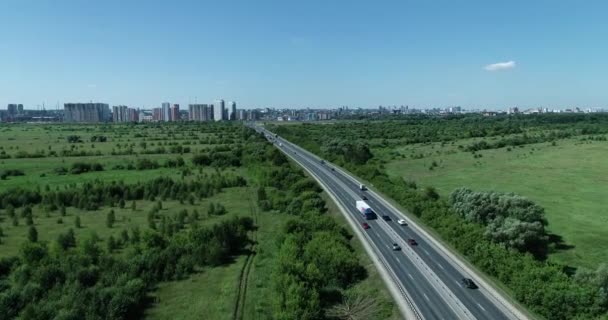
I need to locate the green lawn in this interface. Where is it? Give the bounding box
[385,138,608,269]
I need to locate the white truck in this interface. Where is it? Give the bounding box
[356,200,375,220]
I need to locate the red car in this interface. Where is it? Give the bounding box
[362,223,370,230]
[407,239,418,246]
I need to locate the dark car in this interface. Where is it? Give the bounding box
[362,223,370,230]
[461,278,478,289]
[331,168,335,171]
[320,160,325,164]
[361,195,368,200]
[407,239,418,246]
[382,215,391,221]
[392,243,401,251]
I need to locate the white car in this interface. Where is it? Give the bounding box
[397,219,408,226]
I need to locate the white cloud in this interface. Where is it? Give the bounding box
[484,61,516,71]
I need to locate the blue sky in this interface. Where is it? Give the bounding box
[1,0,607,109]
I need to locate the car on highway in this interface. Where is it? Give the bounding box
[397,219,407,226]
[381,215,391,221]
[461,278,478,289]
[330,168,335,171]
[361,195,368,200]
[320,160,325,164]
[407,239,418,246]
[391,243,401,251]
[362,222,370,230]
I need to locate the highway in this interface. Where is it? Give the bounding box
[255,126,525,320]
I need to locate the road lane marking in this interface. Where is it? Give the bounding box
[423,293,430,301]
[423,249,430,256]
[477,303,486,312]
[407,273,414,280]
[437,262,445,270]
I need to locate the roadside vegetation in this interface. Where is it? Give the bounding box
[269,113,608,319]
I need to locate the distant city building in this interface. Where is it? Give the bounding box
[207,104,214,120]
[162,102,171,122]
[7,104,21,115]
[153,108,162,121]
[189,104,214,121]
[64,103,110,123]
[112,105,127,122]
[237,109,246,120]
[229,101,237,120]
[214,99,225,121]
[171,104,180,121]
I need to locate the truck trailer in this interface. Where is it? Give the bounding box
[356,200,376,220]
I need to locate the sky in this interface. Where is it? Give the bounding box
[1,0,607,110]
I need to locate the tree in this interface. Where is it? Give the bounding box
[119,229,129,244]
[28,226,38,242]
[208,202,216,216]
[106,209,116,228]
[424,186,440,201]
[60,206,66,216]
[119,199,126,209]
[131,201,137,211]
[107,235,117,252]
[57,229,76,250]
[21,206,32,218]
[25,214,34,226]
[326,292,382,320]
[75,215,81,228]
[12,216,18,226]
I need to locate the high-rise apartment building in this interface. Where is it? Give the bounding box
[214,99,225,121]
[162,102,171,122]
[171,104,180,121]
[64,103,110,123]
[188,104,214,121]
[207,104,214,120]
[229,101,237,120]
[153,108,162,121]
[237,109,246,120]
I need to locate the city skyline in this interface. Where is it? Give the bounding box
[2,1,608,108]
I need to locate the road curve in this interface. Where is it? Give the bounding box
[253,125,528,320]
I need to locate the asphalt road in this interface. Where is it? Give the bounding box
[256,127,519,320]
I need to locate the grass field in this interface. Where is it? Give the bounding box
[0,186,252,258]
[385,137,608,269]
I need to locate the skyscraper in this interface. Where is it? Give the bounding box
[229,101,237,120]
[214,99,225,121]
[162,102,171,122]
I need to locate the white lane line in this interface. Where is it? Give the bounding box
[423,249,430,256]
[477,303,486,312]
[407,273,414,280]
[436,262,445,270]
[423,293,430,301]
[396,257,401,264]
